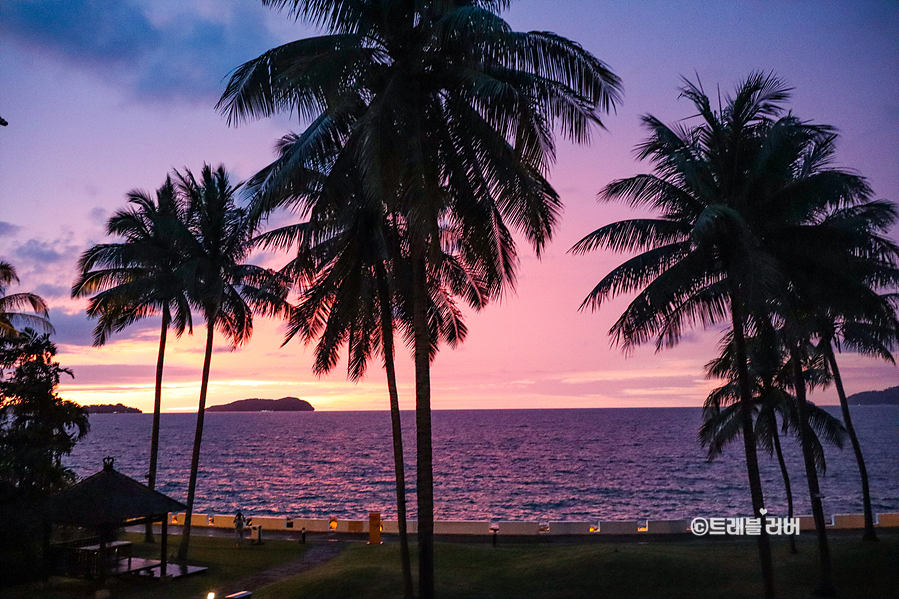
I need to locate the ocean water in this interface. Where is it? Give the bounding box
[65,407,898,522]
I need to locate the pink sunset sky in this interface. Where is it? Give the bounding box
[1,1,897,412]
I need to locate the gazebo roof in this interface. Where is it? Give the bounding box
[46,457,185,527]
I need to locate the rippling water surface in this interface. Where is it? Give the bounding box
[66,407,898,521]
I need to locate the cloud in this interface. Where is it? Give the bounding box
[2,1,158,64]
[46,308,97,347]
[66,363,197,384]
[14,238,70,264]
[1,0,284,104]
[48,307,164,348]
[88,207,107,225]
[34,283,71,299]
[0,221,22,236]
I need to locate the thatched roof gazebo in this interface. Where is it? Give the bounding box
[46,457,186,579]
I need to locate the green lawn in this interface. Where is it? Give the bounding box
[2,532,896,599]
[256,533,899,599]
[0,533,309,599]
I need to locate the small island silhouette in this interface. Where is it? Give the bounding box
[847,385,899,406]
[84,403,142,414]
[207,396,315,412]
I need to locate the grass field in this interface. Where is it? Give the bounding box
[2,532,896,598]
[254,533,899,599]
[0,533,307,599]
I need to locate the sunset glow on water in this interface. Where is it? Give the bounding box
[67,408,899,521]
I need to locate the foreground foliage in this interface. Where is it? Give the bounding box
[0,330,88,586]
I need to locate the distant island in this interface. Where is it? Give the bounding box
[84,403,142,414]
[847,385,899,406]
[207,397,315,412]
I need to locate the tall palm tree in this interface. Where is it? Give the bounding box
[71,178,194,542]
[818,304,898,541]
[174,164,291,562]
[218,5,620,594]
[571,72,895,596]
[571,74,803,598]
[763,140,899,591]
[803,203,899,543]
[253,155,487,597]
[700,329,847,555]
[262,199,418,595]
[0,262,52,339]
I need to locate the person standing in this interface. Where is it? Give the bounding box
[234,511,247,547]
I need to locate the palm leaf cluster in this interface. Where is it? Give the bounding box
[73,165,291,557]
[219,2,621,596]
[0,262,52,339]
[573,72,899,597]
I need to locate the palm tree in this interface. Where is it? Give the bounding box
[71,178,194,542]
[0,262,52,339]
[571,74,802,598]
[218,5,620,594]
[804,206,899,543]
[174,164,290,562]
[572,72,895,597]
[762,139,899,589]
[263,198,418,595]
[253,154,487,597]
[700,329,848,555]
[818,305,898,541]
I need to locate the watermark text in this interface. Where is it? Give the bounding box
[691,509,799,536]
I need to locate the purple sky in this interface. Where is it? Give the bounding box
[1,1,897,412]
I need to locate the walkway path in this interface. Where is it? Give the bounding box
[221,541,343,596]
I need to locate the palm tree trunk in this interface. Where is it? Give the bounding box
[730,298,776,598]
[823,341,877,541]
[771,420,797,554]
[411,245,435,599]
[177,309,216,562]
[145,304,170,543]
[376,265,414,599]
[790,347,835,596]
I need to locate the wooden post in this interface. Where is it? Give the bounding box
[160,516,168,578]
[369,512,381,545]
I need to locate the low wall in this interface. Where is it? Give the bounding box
[496,521,540,535]
[876,513,899,528]
[598,521,639,535]
[548,521,592,535]
[381,520,418,534]
[165,512,899,535]
[647,519,690,534]
[288,518,331,533]
[831,514,865,529]
[434,521,490,535]
[171,513,209,527]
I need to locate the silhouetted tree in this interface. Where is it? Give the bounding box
[218,4,620,594]
[571,72,892,597]
[0,262,52,339]
[72,178,194,542]
[174,165,290,562]
[701,328,847,555]
[0,329,88,496]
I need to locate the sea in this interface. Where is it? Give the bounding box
[64,407,898,522]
